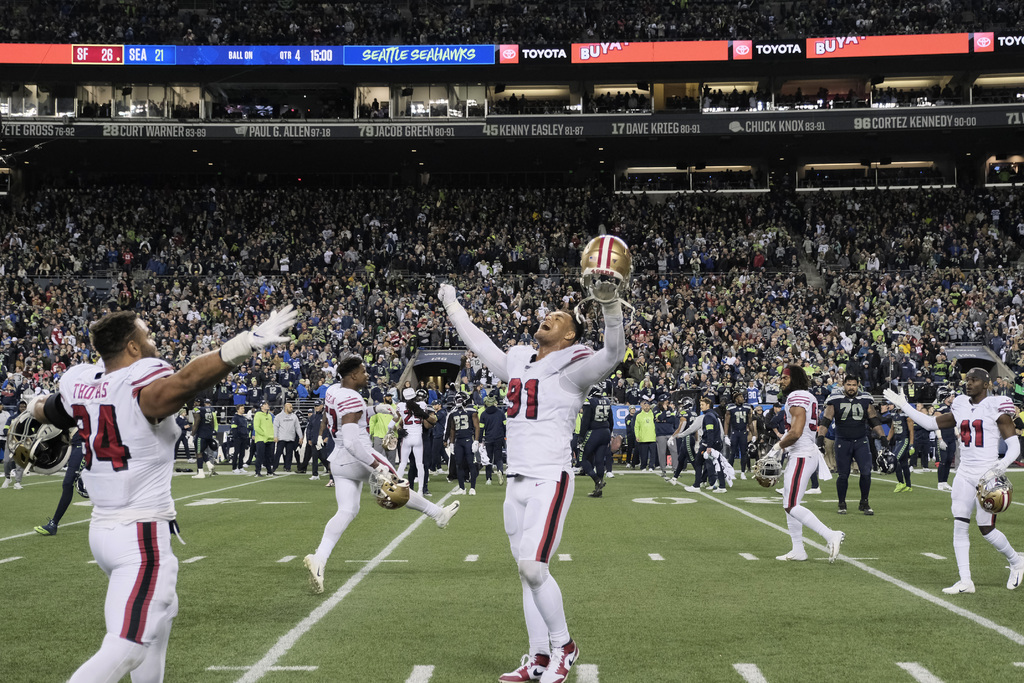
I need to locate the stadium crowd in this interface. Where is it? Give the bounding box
[1,182,1023,420]
[1,0,1023,46]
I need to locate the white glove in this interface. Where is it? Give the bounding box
[316,436,325,450]
[750,435,758,444]
[937,439,947,451]
[724,436,732,447]
[766,443,783,460]
[220,304,298,366]
[438,284,459,311]
[472,441,481,454]
[589,278,620,305]
[882,387,910,413]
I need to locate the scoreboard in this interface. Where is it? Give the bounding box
[72,45,123,64]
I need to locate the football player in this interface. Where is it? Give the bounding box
[395,386,436,494]
[480,394,508,485]
[25,306,296,682]
[817,375,887,515]
[306,357,459,594]
[438,234,627,683]
[670,397,698,481]
[934,389,958,491]
[724,391,757,480]
[445,391,480,495]
[886,403,914,492]
[579,387,613,497]
[191,397,219,479]
[770,365,844,562]
[681,396,730,492]
[34,430,87,534]
[885,368,1023,593]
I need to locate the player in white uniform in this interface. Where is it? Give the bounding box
[439,274,625,683]
[304,357,459,595]
[885,367,1023,593]
[396,386,436,493]
[25,306,296,682]
[768,365,844,563]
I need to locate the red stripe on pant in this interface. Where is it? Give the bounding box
[536,472,569,563]
[788,458,805,509]
[121,522,160,643]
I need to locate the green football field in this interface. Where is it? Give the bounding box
[2,465,1024,683]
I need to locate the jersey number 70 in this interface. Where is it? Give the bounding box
[507,378,539,419]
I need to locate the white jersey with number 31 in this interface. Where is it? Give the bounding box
[951,394,1016,471]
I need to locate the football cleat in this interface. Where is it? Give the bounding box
[452,488,466,495]
[540,640,579,683]
[303,554,325,594]
[827,531,845,563]
[496,470,505,485]
[606,472,614,478]
[713,487,727,494]
[937,482,952,491]
[894,483,907,493]
[13,482,22,490]
[776,551,808,561]
[309,475,320,480]
[1,478,9,489]
[1008,559,1024,590]
[941,579,975,594]
[436,501,460,529]
[34,519,57,536]
[859,500,874,516]
[837,502,847,515]
[683,485,701,492]
[499,654,550,682]
[192,472,206,479]
[805,487,822,494]
[469,488,477,496]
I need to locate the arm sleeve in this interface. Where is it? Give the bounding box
[1000,437,1020,474]
[902,404,939,432]
[561,304,626,392]
[445,303,510,382]
[44,393,77,430]
[342,422,393,472]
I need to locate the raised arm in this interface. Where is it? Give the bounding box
[438,284,509,382]
[562,300,626,392]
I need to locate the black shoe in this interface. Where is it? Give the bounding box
[587,489,603,498]
[859,500,874,516]
[837,502,847,515]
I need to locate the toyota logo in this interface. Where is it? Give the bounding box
[735,44,750,55]
[502,48,517,59]
[976,35,991,47]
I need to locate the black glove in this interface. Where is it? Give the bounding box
[815,435,825,449]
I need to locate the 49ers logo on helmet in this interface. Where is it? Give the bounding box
[499,44,519,64]
[732,40,752,59]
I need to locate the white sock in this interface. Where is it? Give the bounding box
[69,633,146,683]
[983,528,1020,564]
[789,505,833,543]
[953,519,972,582]
[314,478,361,563]
[521,577,551,657]
[406,489,441,518]
[786,512,805,554]
[531,575,569,648]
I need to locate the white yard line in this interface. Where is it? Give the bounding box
[739,553,759,561]
[733,663,770,683]
[648,553,664,561]
[1,476,279,543]
[575,663,600,682]
[465,554,479,562]
[558,554,572,561]
[896,662,945,682]
[278,556,297,563]
[234,493,454,683]
[404,665,435,683]
[921,553,947,560]
[704,491,1024,646]
[0,556,24,564]
[183,556,206,564]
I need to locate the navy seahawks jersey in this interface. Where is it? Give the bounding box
[580,396,613,432]
[447,407,476,441]
[701,410,724,450]
[195,406,217,438]
[889,413,911,443]
[937,405,956,442]
[826,390,874,440]
[726,403,753,436]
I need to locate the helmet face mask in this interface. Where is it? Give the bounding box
[370,470,410,510]
[580,236,632,304]
[754,453,782,487]
[8,412,73,475]
[875,448,897,474]
[415,388,428,402]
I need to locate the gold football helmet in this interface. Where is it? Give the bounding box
[580,235,632,304]
[753,453,783,488]
[370,469,410,510]
[977,470,1013,513]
